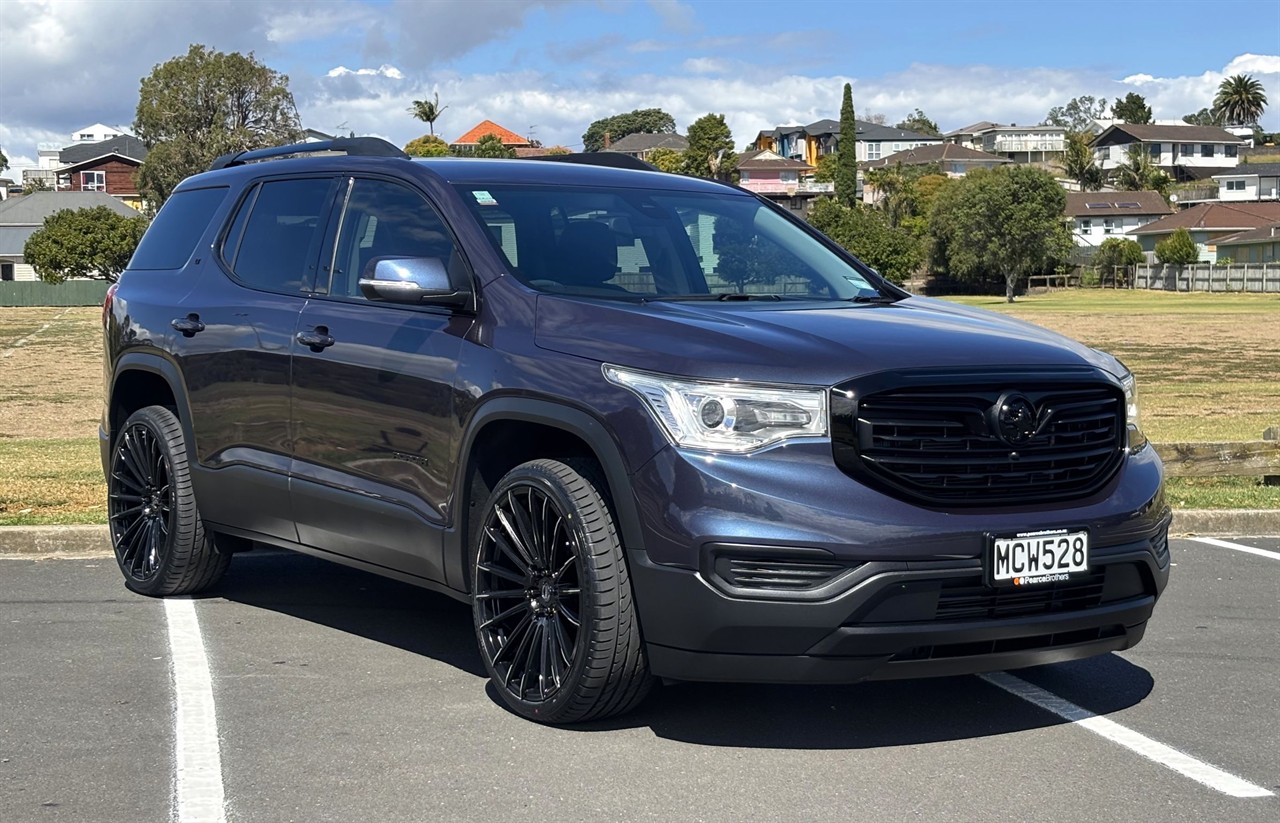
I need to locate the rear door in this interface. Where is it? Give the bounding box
[288,176,473,582]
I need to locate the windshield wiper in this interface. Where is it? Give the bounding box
[850,294,900,304]
[654,293,815,302]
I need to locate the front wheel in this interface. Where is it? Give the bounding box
[107,405,230,596]
[472,459,650,723]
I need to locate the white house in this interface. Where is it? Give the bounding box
[0,191,141,282]
[1213,163,1280,202]
[1064,191,1173,248]
[1092,124,1247,182]
[26,123,132,187]
[943,122,1066,163]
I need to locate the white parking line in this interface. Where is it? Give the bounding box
[1187,537,1280,562]
[980,671,1273,799]
[165,598,227,823]
[0,306,72,359]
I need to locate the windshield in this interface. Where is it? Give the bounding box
[453,184,884,301]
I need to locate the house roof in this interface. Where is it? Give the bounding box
[1214,162,1280,179]
[0,226,40,256]
[737,149,813,171]
[1064,191,1172,218]
[1213,222,1280,246]
[1094,123,1246,147]
[59,134,148,165]
[760,119,940,143]
[450,120,532,146]
[863,143,1010,170]
[0,191,141,225]
[943,121,1003,138]
[1129,201,1280,235]
[604,132,687,153]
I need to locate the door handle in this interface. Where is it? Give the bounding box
[296,327,336,352]
[170,314,205,337]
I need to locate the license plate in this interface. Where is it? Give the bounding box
[987,529,1089,586]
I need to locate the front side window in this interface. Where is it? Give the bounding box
[327,178,463,299]
[454,184,881,302]
[220,177,332,293]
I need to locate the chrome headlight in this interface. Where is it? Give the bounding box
[1120,369,1147,452]
[604,365,828,453]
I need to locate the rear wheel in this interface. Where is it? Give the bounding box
[472,459,650,723]
[107,405,230,596]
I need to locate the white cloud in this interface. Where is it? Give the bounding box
[647,0,697,34]
[327,65,405,80]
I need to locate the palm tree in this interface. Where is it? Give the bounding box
[1062,132,1105,192]
[1213,75,1268,127]
[409,92,448,136]
[1112,146,1171,198]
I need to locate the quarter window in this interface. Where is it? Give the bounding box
[130,187,228,271]
[221,177,333,293]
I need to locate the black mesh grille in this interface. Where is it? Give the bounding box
[934,572,1106,621]
[833,380,1124,506]
[720,558,848,591]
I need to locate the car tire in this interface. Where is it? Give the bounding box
[107,405,230,596]
[473,459,651,724]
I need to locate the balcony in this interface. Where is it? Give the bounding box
[989,139,1066,153]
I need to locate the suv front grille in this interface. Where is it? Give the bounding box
[934,572,1106,620]
[832,377,1124,506]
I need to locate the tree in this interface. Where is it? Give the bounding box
[928,166,1073,302]
[1112,93,1152,124]
[1214,74,1268,127]
[1093,237,1146,278]
[1062,132,1105,191]
[645,147,683,173]
[0,149,7,173]
[863,112,888,125]
[404,134,450,157]
[835,83,859,206]
[1155,228,1199,264]
[1044,95,1108,133]
[1112,145,1171,197]
[22,177,51,194]
[1183,107,1221,126]
[471,134,516,159]
[409,92,448,136]
[23,207,149,284]
[894,108,941,137]
[808,198,922,285]
[134,44,302,206]
[863,162,940,228]
[682,113,736,180]
[581,108,676,153]
[811,152,839,184]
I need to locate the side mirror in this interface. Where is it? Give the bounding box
[358,257,471,308]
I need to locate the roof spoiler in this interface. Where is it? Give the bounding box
[529,152,658,172]
[208,137,408,171]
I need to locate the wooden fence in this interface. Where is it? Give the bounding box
[1132,263,1280,293]
[1154,428,1280,482]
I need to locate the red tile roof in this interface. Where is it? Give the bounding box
[451,120,532,147]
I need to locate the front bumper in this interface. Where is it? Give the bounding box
[625,441,1170,683]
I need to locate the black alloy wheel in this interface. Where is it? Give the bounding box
[473,459,650,723]
[108,406,230,596]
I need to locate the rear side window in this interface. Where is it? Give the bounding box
[221,177,333,293]
[129,187,228,270]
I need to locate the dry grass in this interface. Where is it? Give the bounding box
[0,297,1277,525]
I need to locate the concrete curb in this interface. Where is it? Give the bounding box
[1,512,1278,557]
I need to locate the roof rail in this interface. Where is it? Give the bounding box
[208,137,408,171]
[529,152,658,172]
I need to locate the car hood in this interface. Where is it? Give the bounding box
[534,294,1121,386]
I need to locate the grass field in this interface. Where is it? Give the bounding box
[1,294,1277,525]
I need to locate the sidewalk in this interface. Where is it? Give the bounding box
[2,512,1279,556]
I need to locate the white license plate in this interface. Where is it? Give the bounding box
[988,529,1089,586]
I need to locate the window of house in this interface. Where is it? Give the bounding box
[79,133,94,141]
[1,263,14,282]
[81,171,105,191]
[1101,147,1112,160]
[866,143,881,160]
[1225,145,1238,158]
[1179,144,1193,157]
[1103,218,1115,234]
[1148,143,1161,158]
[739,171,751,182]
[1201,144,1215,157]
[1225,180,1246,191]
[1080,219,1092,234]
[779,171,797,183]
[892,143,902,152]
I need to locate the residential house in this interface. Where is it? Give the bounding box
[1213,163,1280,203]
[735,149,819,212]
[1064,191,1173,248]
[1128,201,1280,262]
[54,135,148,209]
[863,143,1010,177]
[25,123,130,188]
[754,119,941,167]
[943,122,1065,163]
[0,191,141,282]
[602,132,688,161]
[449,120,533,153]
[1212,223,1280,264]
[1092,124,1247,182]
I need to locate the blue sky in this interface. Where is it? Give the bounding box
[1,0,1278,173]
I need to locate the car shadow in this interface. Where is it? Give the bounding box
[212,548,1154,749]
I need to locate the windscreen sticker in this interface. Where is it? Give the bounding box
[472,190,498,206]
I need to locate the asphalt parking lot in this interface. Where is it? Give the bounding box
[2,537,1277,823]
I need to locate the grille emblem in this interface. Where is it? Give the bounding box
[991,393,1040,446]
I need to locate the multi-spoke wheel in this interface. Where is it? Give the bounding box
[473,459,650,723]
[108,406,229,596]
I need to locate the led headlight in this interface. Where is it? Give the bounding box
[1120,368,1147,452]
[604,365,828,453]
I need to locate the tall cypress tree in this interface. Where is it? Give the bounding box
[835,82,859,206]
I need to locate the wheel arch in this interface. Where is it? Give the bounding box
[108,353,195,455]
